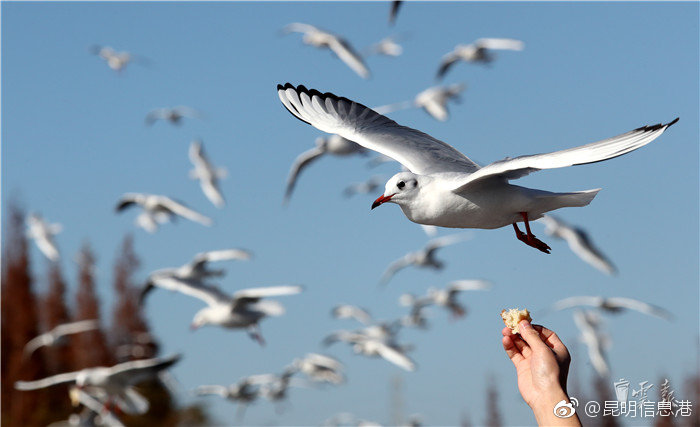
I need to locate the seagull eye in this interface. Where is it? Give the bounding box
[397,181,405,189]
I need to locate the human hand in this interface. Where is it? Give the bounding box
[502,320,579,425]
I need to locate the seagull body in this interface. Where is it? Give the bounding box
[291,353,345,385]
[572,310,610,378]
[366,35,404,57]
[143,278,302,344]
[423,279,492,318]
[379,233,471,285]
[552,296,672,321]
[141,248,253,302]
[115,193,212,233]
[26,213,62,261]
[145,106,202,126]
[324,322,415,371]
[15,354,181,414]
[277,83,677,253]
[437,38,524,80]
[398,294,432,329]
[90,45,146,73]
[284,134,367,203]
[331,304,373,325]
[539,215,616,275]
[282,23,370,79]
[189,140,227,208]
[374,83,466,122]
[24,320,99,358]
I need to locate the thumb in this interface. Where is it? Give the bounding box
[517,320,548,353]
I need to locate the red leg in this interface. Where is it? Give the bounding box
[513,212,551,254]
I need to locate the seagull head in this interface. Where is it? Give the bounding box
[371,172,419,210]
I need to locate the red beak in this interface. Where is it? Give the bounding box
[371,194,394,210]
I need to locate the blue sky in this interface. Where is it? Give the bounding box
[2,2,698,426]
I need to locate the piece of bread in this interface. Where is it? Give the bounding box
[501,308,531,334]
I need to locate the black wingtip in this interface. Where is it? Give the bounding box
[668,117,680,127]
[635,117,680,133]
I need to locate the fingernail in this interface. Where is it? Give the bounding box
[520,320,532,331]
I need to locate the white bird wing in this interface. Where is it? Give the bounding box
[475,38,525,51]
[72,388,127,427]
[304,353,344,370]
[327,37,371,79]
[53,320,100,338]
[195,384,229,397]
[108,354,182,386]
[451,118,679,192]
[15,371,81,390]
[421,99,449,122]
[375,342,416,371]
[436,51,462,80]
[277,84,480,175]
[605,297,673,321]
[144,109,168,125]
[35,236,60,261]
[284,146,326,203]
[23,333,54,357]
[174,105,202,119]
[191,249,253,268]
[281,22,320,35]
[447,279,492,292]
[200,178,225,208]
[564,226,617,275]
[233,285,303,300]
[379,254,415,286]
[157,197,213,226]
[149,275,228,307]
[551,296,602,311]
[332,305,373,325]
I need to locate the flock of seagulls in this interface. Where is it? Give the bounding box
[16,2,680,425]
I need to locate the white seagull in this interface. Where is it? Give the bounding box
[375,83,466,122]
[24,319,100,358]
[290,353,345,385]
[572,309,611,378]
[26,213,62,261]
[90,45,148,73]
[551,295,673,321]
[284,134,368,204]
[188,140,228,208]
[282,23,371,79]
[145,106,203,126]
[277,83,677,253]
[15,354,181,415]
[115,193,213,233]
[343,175,385,198]
[140,248,253,302]
[379,233,471,286]
[364,35,405,57]
[67,386,126,427]
[143,279,303,345]
[436,38,524,80]
[539,215,616,275]
[331,304,373,325]
[194,378,259,420]
[420,279,492,318]
[323,328,415,372]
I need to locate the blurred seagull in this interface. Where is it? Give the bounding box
[282,23,370,79]
[140,248,253,302]
[436,38,524,80]
[290,353,345,385]
[572,309,610,378]
[189,140,228,208]
[375,83,466,122]
[343,175,385,198]
[67,386,126,427]
[284,134,368,204]
[115,193,213,233]
[538,215,616,275]
[364,34,405,57]
[90,45,148,73]
[331,304,373,325]
[277,83,677,253]
[24,319,99,358]
[398,294,432,329]
[389,1,403,25]
[144,279,303,345]
[145,106,203,126]
[15,354,182,415]
[551,296,673,321]
[423,279,492,318]
[26,213,62,261]
[379,233,471,286]
[323,329,415,371]
[195,378,259,421]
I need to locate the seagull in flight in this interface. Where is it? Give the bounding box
[364,34,405,57]
[142,279,303,345]
[282,23,370,79]
[145,106,203,126]
[290,353,345,385]
[90,45,148,73]
[375,83,466,122]
[437,38,524,80]
[115,193,213,233]
[379,233,471,286]
[140,248,253,302]
[24,319,99,358]
[284,134,368,204]
[572,309,611,378]
[277,83,677,253]
[550,296,673,321]
[331,304,373,325]
[323,325,415,372]
[538,215,616,275]
[195,378,260,421]
[189,140,228,208]
[15,354,181,415]
[420,279,492,318]
[26,213,62,261]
